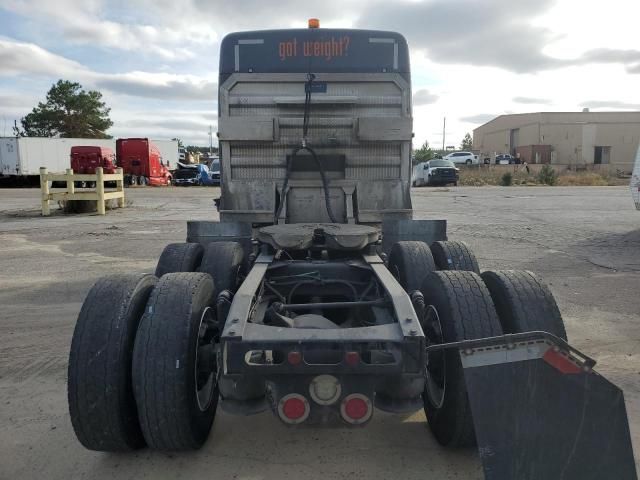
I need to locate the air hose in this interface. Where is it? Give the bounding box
[274,73,338,223]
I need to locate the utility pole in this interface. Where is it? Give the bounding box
[442,117,446,152]
[208,125,213,156]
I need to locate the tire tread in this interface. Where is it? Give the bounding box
[68,273,156,451]
[387,241,436,292]
[155,243,204,277]
[431,240,480,274]
[421,271,502,447]
[481,270,567,340]
[133,272,216,451]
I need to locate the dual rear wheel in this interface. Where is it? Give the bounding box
[387,240,568,447]
[68,241,244,451]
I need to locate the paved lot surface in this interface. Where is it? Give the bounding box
[1,185,639,479]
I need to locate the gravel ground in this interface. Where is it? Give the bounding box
[1,185,638,479]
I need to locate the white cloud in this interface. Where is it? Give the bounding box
[581,100,640,111]
[94,72,216,100]
[0,0,216,60]
[0,36,86,77]
[1,0,640,147]
[413,89,438,106]
[0,37,216,100]
[513,97,552,105]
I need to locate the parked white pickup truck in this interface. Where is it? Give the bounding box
[443,151,478,165]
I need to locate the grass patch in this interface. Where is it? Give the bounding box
[459,168,534,186]
[501,172,513,186]
[556,172,609,186]
[537,164,558,185]
[459,166,623,187]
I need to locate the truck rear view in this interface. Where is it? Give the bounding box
[67,21,637,480]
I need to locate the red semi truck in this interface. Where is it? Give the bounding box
[70,146,117,174]
[116,138,172,186]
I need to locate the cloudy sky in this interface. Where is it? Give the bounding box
[0,0,638,146]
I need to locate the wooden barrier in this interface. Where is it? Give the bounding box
[39,167,125,216]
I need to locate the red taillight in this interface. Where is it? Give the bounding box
[283,398,306,419]
[340,394,373,424]
[278,394,310,424]
[345,397,368,419]
[288,351,302,366]
[345,351,359,366]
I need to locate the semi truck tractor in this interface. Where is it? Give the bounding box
[69,145,117,174]
[68,21,637,480]
[116,138,172,186]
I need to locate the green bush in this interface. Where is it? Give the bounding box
[537,164,557,185]
[500,172,513,186]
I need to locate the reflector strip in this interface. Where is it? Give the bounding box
[459,339,549,368]
[542,348,582,374]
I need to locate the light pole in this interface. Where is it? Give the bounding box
[442,117,446,152]
[208,125,213,156]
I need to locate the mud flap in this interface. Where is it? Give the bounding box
[458,335,638,480]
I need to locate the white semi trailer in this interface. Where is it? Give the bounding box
[151,139,179,168]
[0,137,114,178]
[0,137,178,182]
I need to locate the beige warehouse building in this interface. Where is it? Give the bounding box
[473,112,640,171]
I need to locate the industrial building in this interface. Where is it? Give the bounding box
[473,111,640,171]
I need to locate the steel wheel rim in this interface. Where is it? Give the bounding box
[424,304,446,409]
[195,306,217,411]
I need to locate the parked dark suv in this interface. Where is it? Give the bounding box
[495,154,519,164]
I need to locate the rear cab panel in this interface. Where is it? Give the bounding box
[217,29,413,225]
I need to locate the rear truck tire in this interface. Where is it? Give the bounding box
[68,273,157,451]
[155,242,204,277]
[132,273,218,450]
[420,271,502,447]
[430,240,480,274]
[387,241,436,292]
[198,241,244,295]
[481,270,567,340]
